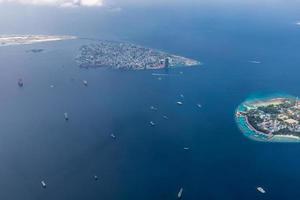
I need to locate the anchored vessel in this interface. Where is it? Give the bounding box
[110,134,116,139]
[41,181,46,188]
[177,101,183,105]
[18,79,23,87]
[83,80,88,86]
[177,187,183,199]
[150,121,155,126]
[64,112,69,121]
[257,187,266,194]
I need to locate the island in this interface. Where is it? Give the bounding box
[75,41,200,70]
[236,95,300,142]
[0,35,76,46]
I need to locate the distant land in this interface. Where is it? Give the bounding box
[236,95,300,142]
[76,41,200,70]
[0,35,200,70]
[0,35,76,46]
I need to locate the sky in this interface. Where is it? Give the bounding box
[0,0,299,38]
[0,0,298,7]
[0,0,103,7]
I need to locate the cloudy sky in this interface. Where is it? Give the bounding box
[0,0,296,7]
[0,0,104,7]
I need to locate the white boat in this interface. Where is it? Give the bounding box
[177,101,183,105]
[94,175,98,181]
[183,147,190,150]
[257,186,266,194]
[150,106,158,111]
[83,80,88,86]
[177,187,183,199]
[197,104,202,108]
[163,115,169,120]
[249,60,261,64]
[110,134,116,139]
[41,180,46,188]
[180,94,184,98]
[50,84,54,88]
[150,121,155,126]
[64,112,69,121]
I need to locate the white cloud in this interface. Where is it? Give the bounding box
[0,0,103,7]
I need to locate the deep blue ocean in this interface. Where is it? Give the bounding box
[1,3,300,200]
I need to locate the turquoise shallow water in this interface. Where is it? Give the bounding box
[236,95,300,142]
[236,103,271,142]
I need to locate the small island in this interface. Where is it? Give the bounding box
[76,41,200,70]
[0,35,76,47]
[236,95,300,142]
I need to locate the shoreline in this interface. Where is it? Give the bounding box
[0,35,77,47]
[236,97,300,143]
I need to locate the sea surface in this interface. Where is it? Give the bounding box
[1,4,300,200]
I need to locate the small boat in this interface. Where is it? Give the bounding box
[150,121,155,126]
[163,115,169,120]
[18,78,23,87]
[183,147,190,150]
[150,106,158,111]
[177,187,183,199]
[257,186,266,194]
[180,94,184,98]
[83,80,88,86]
[94,175,98,181]
[110,134,116,139]
[249,60,261,64]
[197,104,202,108]
[41,180,47,188]
[64,112,69,121]
[177,101,183,105]
[179,71,183,74]
[50,85,54,88]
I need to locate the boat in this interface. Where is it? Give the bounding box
[110,134,116,139]
[41,180,46,188]
[94,175,98,181]
[183,147,190,150]
[163,115,169,120]
[197,104,202,108]
[177,187,183,199]
[150,121,155,126]
[64,112,69,121]
[50,85,54,88]
[257,186,266,194]
[17,78,23,87]
[177,101,183,105]
[180,94,184,98]
[83,80,88,86]
[249,60,261,64]
[150,106,158,111]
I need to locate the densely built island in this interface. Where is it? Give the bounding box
[0,35,76,46]
[0,35,200,70]
[76,41,200,70]
[236,95,300,142]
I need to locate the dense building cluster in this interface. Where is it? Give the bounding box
[76,41,200,70]
[243,99,300,136]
